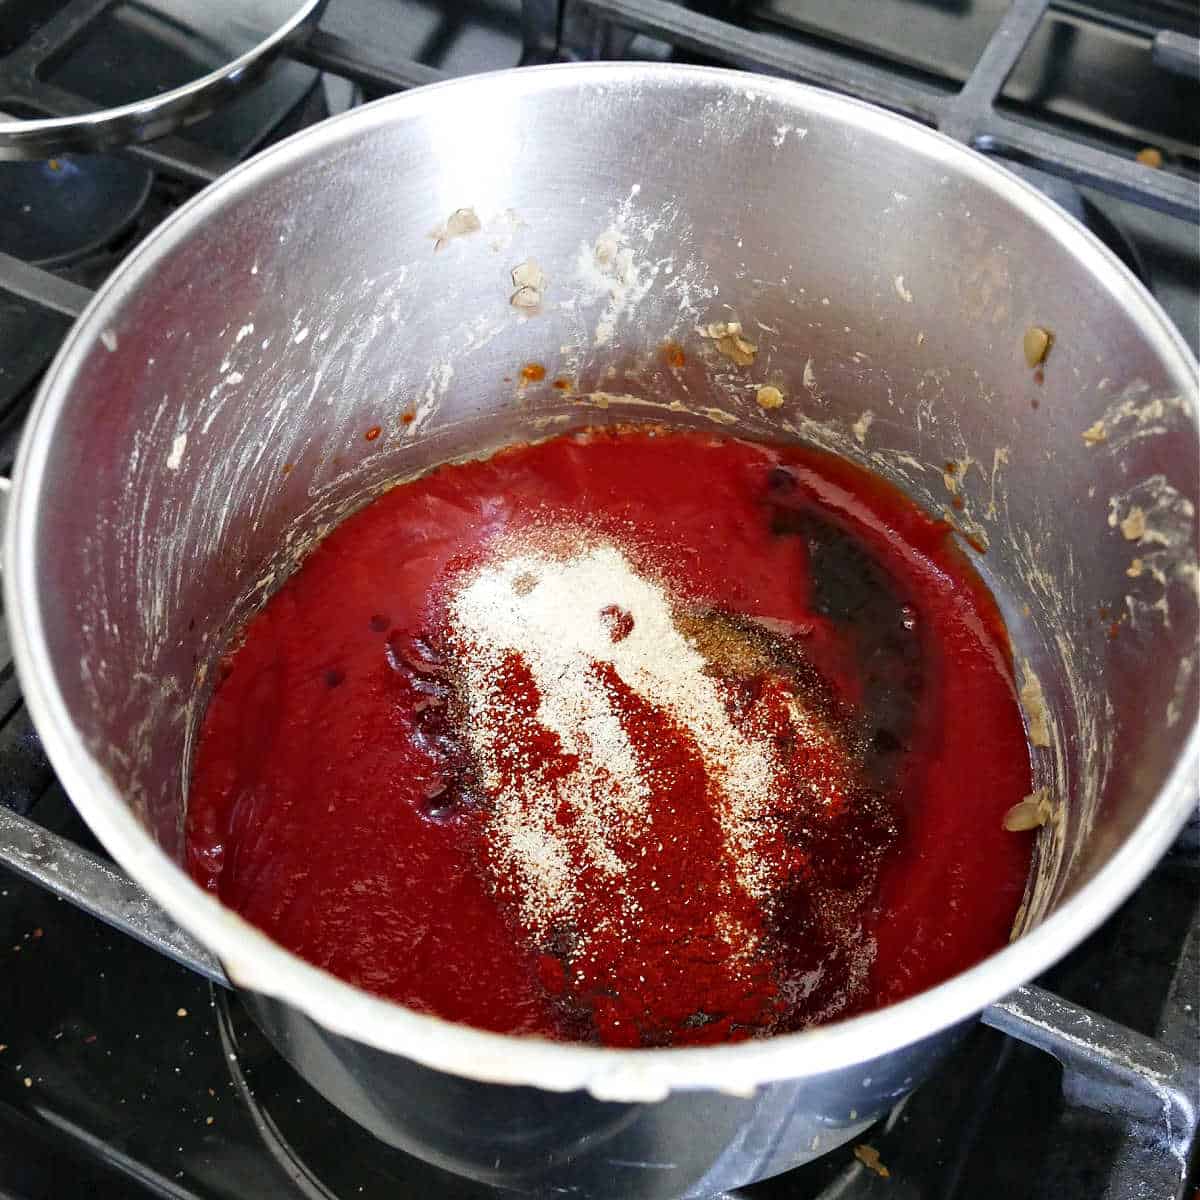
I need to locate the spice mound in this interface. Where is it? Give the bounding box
[436,541,888,1044]
[187,428,1035,1047]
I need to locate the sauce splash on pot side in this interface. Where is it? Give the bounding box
[186,427,1034,1047]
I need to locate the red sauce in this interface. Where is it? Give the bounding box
[187,428,1033,1045]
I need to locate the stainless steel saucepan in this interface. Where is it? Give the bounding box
[3,65,1197,1198]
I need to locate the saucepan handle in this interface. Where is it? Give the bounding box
[0,473,228,985]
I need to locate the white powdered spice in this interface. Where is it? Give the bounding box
[448,542,787,945]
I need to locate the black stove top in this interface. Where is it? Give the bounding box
[0,3,1197,1198]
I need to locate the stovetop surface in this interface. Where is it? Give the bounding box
[0,2,1197,1198]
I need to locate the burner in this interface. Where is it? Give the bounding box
[0,156,154,266]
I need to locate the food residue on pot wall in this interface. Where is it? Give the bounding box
[1108,473,1199,631]
[510,259,546,310]
[1023,326,1052,368]
[1019,661,1053,749]
[701,321,757,367]
[431,207,481,251]
[1003,788,1054,831]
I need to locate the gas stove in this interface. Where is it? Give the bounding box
[0,3,1196,1198]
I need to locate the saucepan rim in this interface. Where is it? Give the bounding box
[6,62,1198,1102]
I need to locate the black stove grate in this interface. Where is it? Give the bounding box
[0,3,1196,1198]
[554,0,1198,213]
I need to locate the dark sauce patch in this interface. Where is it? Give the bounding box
[385,631,482,822]
[766,469,924,792]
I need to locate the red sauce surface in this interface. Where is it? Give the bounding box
[187,428,1033,1046]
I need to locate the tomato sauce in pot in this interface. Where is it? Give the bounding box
[187,427,1034,1047]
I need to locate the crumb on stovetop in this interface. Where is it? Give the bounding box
[854,1143,891,1178]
